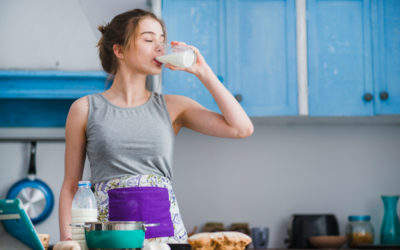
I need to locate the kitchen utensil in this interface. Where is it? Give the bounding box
[308,235,347,249]
[286,214,339,248]
[0,199,44,250]
[6,141,54,224]
[251,227,269,249]
[71,221,159,249]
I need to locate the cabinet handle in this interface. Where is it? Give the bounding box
[363,93,373,102]
[380,91,389,101]
[234,94,243,102]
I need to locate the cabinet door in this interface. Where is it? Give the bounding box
[161,0,224,112]
[307,0,374,116]
[372,0,400,115]
[226,0,298,116]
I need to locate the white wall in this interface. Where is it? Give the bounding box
[1,0,400,248]
[0,0,149,70]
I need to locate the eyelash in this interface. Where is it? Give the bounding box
[145,40,166,47]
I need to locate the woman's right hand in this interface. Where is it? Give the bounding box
[164,41,210,79]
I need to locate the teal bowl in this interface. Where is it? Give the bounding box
[86,229,145,249]
[82,221,157,249]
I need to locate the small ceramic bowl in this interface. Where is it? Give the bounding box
[308,235,347,249]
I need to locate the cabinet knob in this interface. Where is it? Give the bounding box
[363,93,373,102]
[234,94,243,102]
[380,91,389,101]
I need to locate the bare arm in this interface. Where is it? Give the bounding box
[59,97,88,241]
[166,41,254,138]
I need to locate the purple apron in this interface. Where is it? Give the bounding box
[107,186,174,239]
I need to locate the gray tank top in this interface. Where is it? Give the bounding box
[85,92,175,183]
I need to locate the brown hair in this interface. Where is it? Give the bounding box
[97,9,166,75]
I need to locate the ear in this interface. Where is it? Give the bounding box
[113,44,124,59]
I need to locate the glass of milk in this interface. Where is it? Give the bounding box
[156,45,197,68]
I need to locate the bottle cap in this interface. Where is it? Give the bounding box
[348,215,371,221]
[78,181,91,187]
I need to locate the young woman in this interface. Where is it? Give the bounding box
[59,9,253,243]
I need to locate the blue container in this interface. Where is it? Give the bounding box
[380,195,400,245]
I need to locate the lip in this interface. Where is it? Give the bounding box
[153,58,162,66]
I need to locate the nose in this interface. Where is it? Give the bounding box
[154,41,166,54]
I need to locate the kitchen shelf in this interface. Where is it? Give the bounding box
[0,70,108,127]
[0,128,65,141]
[0,70,108,99]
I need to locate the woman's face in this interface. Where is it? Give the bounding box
[124,17,165,75]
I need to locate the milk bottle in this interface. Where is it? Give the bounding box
[71,181,97,250]
[156,46,196,68]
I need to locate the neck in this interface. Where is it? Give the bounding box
[106,67,150,107]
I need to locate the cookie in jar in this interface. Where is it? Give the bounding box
[346,215,374,247]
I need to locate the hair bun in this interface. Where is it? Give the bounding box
[98,25,106,34]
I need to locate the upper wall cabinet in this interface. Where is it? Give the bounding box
[161,0,298,116]
[226,0,298,116]
[372,0,400,115]
[307,0,374,116]
[161,0,223,113]
[307,0,400,116]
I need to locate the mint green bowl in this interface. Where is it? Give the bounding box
[80,221,158,249]
[86,229,145,249]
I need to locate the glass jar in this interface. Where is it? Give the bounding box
[346,215,374,247]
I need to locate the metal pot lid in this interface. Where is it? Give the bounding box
[83,221,159,231]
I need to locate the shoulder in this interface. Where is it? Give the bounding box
[164,94,196,108]
[164,94,201,114]
[65,96,90,145]
[66,96,89,127]
[69,96,89,115]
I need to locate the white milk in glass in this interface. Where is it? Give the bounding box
[156,47,196,68]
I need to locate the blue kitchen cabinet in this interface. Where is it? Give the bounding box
[307,0,374,116]
[161,0,298,116]
[0,71,108,127]
[161,0,223,113]
[307,0,400,116]
[371,0,400,115]
[226,0,298,116]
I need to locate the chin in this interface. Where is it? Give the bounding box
[148,69,162,75]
